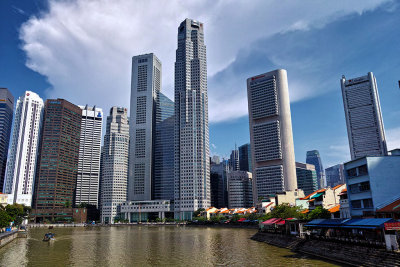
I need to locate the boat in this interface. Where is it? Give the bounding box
[43,232,55,242]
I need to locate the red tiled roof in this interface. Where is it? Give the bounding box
[377,199,400,213]
[332,184,344,190]
[302,188,327,200]
[328,205,340,213]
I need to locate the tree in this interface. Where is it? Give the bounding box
[193,208,205,217]
[0,209,12,228]
[5,204,27,226]
[269,204,305,219]
[308,206,331,220]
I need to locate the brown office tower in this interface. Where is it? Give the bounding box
[32,99,82,223]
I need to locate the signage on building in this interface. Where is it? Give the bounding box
[385,222,400,231]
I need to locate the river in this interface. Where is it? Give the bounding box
[0,226,339,266]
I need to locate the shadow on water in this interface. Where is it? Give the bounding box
[283,253,352,267]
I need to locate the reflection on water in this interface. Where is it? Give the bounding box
[0,226,339,266]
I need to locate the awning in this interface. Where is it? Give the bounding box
[385,222,400,231]
[262,218,281,225]
[276,220,285,225]
[305,219,345,228]
[237,218,246,222]
[305,218,396,229]
[311,192,323,199]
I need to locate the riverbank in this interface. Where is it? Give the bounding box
[251,232,400,267]
[0,230,27,248]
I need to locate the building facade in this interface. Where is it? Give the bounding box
[247,69,297,202]
[228,171,253,208]
[129,53,162,201]
[306,150,325,188]
[341,72,387,160]
[174,19,210,220]
[210,159,229,208]
[0,88,14,192]
[32,99,82,222]
[75,105,103,208]
[154,92,175,201]
[229,147,239,171]
[295,162,318,196]
[100,107,129,224]
[325,164,345,188]
[3,91,43,206]
[344,153,400,217]
[238,143,251,172]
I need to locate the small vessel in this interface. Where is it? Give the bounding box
[43,232,55,242]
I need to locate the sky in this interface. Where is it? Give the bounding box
[1,0,400,168]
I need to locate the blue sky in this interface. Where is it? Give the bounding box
[1,0,399,168]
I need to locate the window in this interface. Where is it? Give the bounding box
[351,200,362,209]
[363,198,373,208]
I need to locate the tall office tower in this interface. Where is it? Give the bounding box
[247,69,297,201]
[211,155,220,164]
[128,54,161,201]
[100,107,129,224]
[4,91,43,206]
[210,159,229,208]
[341,72,387,160]
[306,150,325,189]
[174,19,210,220]
[295,162,318,196]
[154,92,175,201]
[229,147,239,171]
[238,143,252,172]
[228,171,253,209]
[74,105,103,208]
[0,88,14,192]
[32,99,81,222]
[325,164,345,188]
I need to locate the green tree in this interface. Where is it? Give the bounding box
[5,204,27,226]
[0,209,12,228]
[269,204,305,219]
[308,206,331,220]
[193,208,205,217]
[210,215,226,223]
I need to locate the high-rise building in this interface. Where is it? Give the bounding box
[174,19,210,220]
[128,53,162,201]
[306,150,325,189]
[32,99,82,222]
[238,143,252,172]
[325,164,345,188]
[229,147,239,171]
[211,155,220,165]
[0,88,14,192]
[210,159,229,208]
[4,91,43,206]
[154,92,175,201]
[100,107,129,224]
[341,72,387,160]
[247,69,297,201]
[75,105,103,208]
[295,162,318,196]
[228,171,253,208]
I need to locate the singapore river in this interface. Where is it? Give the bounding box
[0,226,339,266]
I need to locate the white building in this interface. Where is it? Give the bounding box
[100,107,129,224]
[174,19,210,220]
[128,53,161,201]
[3,91,43,206]
[247,69,297,202]
[341,72,387,160]
[228,171,253,208]
[75,105,103,207]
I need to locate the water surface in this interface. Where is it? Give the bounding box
[0,226,340,266]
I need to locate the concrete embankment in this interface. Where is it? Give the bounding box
[0,231,19,248]
[251,232,400,267]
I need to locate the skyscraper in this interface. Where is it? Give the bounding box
[4,91,43,206]
[325,164,345,188]
[154,92,174,201]
[228,171,253,208]
[306,150,325,189]
[174,19,210,220]
[0,88,14,192]
[32,99,81,222]
[210,159,229,208]
[128,54,162,201]
[295,162,318,196]
[100,107,129,224]
[75,105,103,208]
[247,69,297,201]
[229,147,239,171]
[341,72,387,160]
[238,143,252,172]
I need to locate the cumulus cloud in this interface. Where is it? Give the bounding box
[386,127,400,151]
[19,0,391,121]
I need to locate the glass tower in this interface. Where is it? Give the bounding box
[0,88,14,192]
[306,150,325,189]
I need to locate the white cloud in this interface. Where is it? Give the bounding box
[20,0,390,121]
